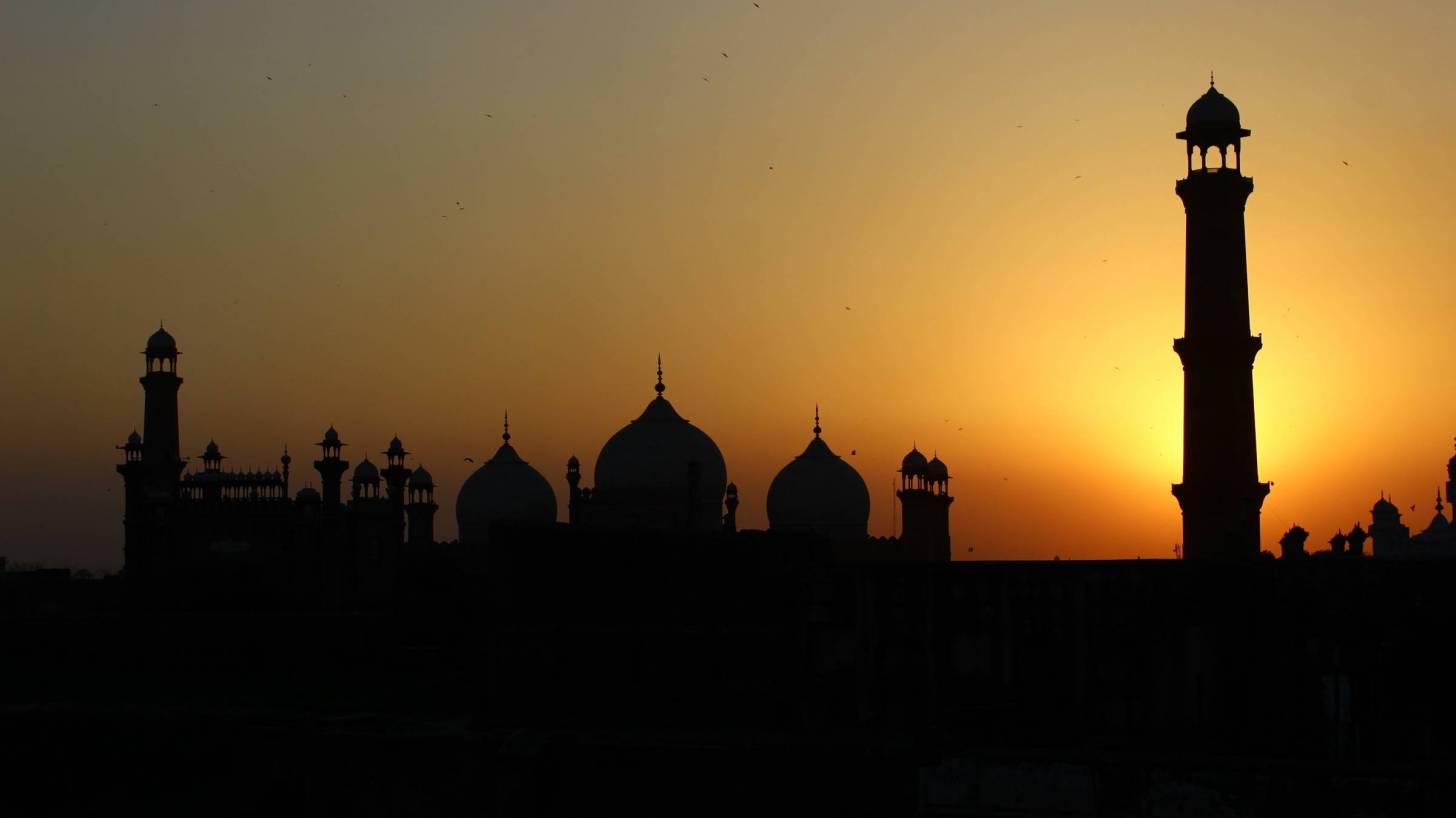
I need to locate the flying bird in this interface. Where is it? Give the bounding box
[844,306,851,310]
[464,457,475,463]
[266,76,272,80]
[850,449,856,455]
[754,2,759,6]
[1342,160,1349,166]
[721,52,729,58]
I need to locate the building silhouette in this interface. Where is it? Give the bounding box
[1170,78,1271,560]
[117,335,959,607]
[41,79,1456,816]
[115,328,439,608]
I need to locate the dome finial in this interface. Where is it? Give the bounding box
[503,410,511,442]
[1209,70,1215,88]
[813,404,821,437]
[655,354,665,395]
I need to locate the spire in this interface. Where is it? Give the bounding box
[503,410,511,442]
[655,355,665,396]
[813,404,821,437]
[1209,69,1215,88]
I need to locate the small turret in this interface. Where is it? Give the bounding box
[1278,525,1308,560]
[1346,523,1368,557]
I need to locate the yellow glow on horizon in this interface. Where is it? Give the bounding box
[6,1,1456,569]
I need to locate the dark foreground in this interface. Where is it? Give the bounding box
[6,543,1456,816]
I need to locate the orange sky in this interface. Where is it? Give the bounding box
[6,1,1456,570]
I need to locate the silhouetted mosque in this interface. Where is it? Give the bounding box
[116,328,955,604]
[21,78,1456,817]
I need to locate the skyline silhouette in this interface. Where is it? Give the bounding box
[12,6,1456,815]
[8,3,1456,572]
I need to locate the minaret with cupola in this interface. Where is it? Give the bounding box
[140,324,184,491]
[405,466,438,546]
[1169,75,1271,560]
[198,439,226,503]
[314,426,350,509]
[381,435,411,510]
[897,445,953,561]
[115,430,146,571]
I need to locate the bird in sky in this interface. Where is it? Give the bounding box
[850,449,856,455]
[721,52,729,58]
[266,76,272,80]
[464,457,475,463]
[844,306,851,310]
[1342,160,1349,166]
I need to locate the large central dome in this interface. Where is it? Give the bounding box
[590,361,727,532]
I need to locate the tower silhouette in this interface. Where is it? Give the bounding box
[1170,78,1270,560]
[314,427,350,509]
[405,466,438,547]
[897,447,953,561]
[140,325,183,484]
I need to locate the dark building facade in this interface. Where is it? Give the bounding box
[1170,80,1271,560]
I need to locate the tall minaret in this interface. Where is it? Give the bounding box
[314,426,350,509]
[1170,76,1271,560]
[140,324,184,488]
[405,466,438,546]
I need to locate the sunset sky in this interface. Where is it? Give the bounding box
[6,1,1456,571]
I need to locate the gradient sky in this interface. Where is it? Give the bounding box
[6,1,1456,571]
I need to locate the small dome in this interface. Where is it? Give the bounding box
[352,458,379,484]
[456,439,557,544]
[204,439,220,456]
[296,486,321,503]
[146,325,177,354]
[126,430,142,446]
[409,465,434,488]
[567,454,580,468]
[901,447,928,475]
[1372,496,1399,516]
[767,432,870,543]
[926,455,948,482]
[385,435,408,456]
[1186,84,1241,130]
